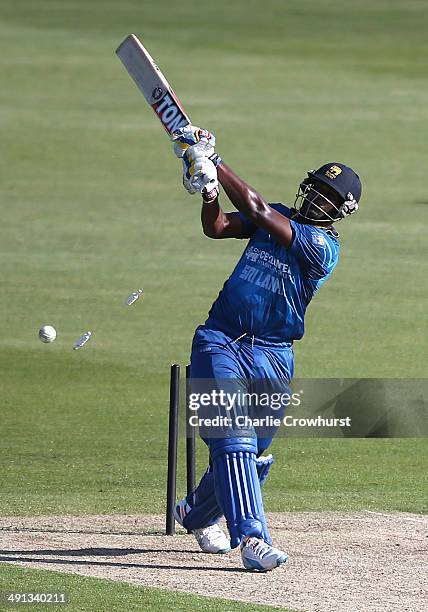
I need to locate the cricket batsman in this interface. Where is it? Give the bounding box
[171,126,362,571]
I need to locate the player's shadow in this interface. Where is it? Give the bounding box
[0,547,198,556]
[0,552,245,573]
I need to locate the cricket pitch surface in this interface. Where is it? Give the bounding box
[1,512,426,612]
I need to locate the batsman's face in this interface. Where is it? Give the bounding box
[297,180,343,222]
[307,181,342,211]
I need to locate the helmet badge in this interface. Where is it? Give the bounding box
[325,165,342,180]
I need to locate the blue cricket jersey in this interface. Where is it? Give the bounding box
[205,204,339,343]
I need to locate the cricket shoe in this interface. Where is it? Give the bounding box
[192,524,231,554]
[241,536,288,572]
[174,498,231,554]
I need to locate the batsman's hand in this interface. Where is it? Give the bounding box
[182,154,219,202]
[172,125,216,159]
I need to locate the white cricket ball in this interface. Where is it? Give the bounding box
[38,325,57,343]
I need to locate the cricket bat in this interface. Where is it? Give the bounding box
[116,34,191,136]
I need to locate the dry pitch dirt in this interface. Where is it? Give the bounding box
[0,512,426,612]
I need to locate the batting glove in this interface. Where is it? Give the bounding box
[172,125,216,158]
[182,155,219,201]
[339,192,359,218]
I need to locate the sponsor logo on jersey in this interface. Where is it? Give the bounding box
[245,246,291,276]
[152,93,188,133]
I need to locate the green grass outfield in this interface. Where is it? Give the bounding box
[0,0,427,608]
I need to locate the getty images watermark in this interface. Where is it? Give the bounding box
[182,378,428,438]
[188,388,301,411]
[187,388,352,432]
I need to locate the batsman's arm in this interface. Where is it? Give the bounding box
[201,197,244,239]
[217,162,294,247]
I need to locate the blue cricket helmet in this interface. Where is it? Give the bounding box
[308,163,362,203]
[295,162,362,223]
